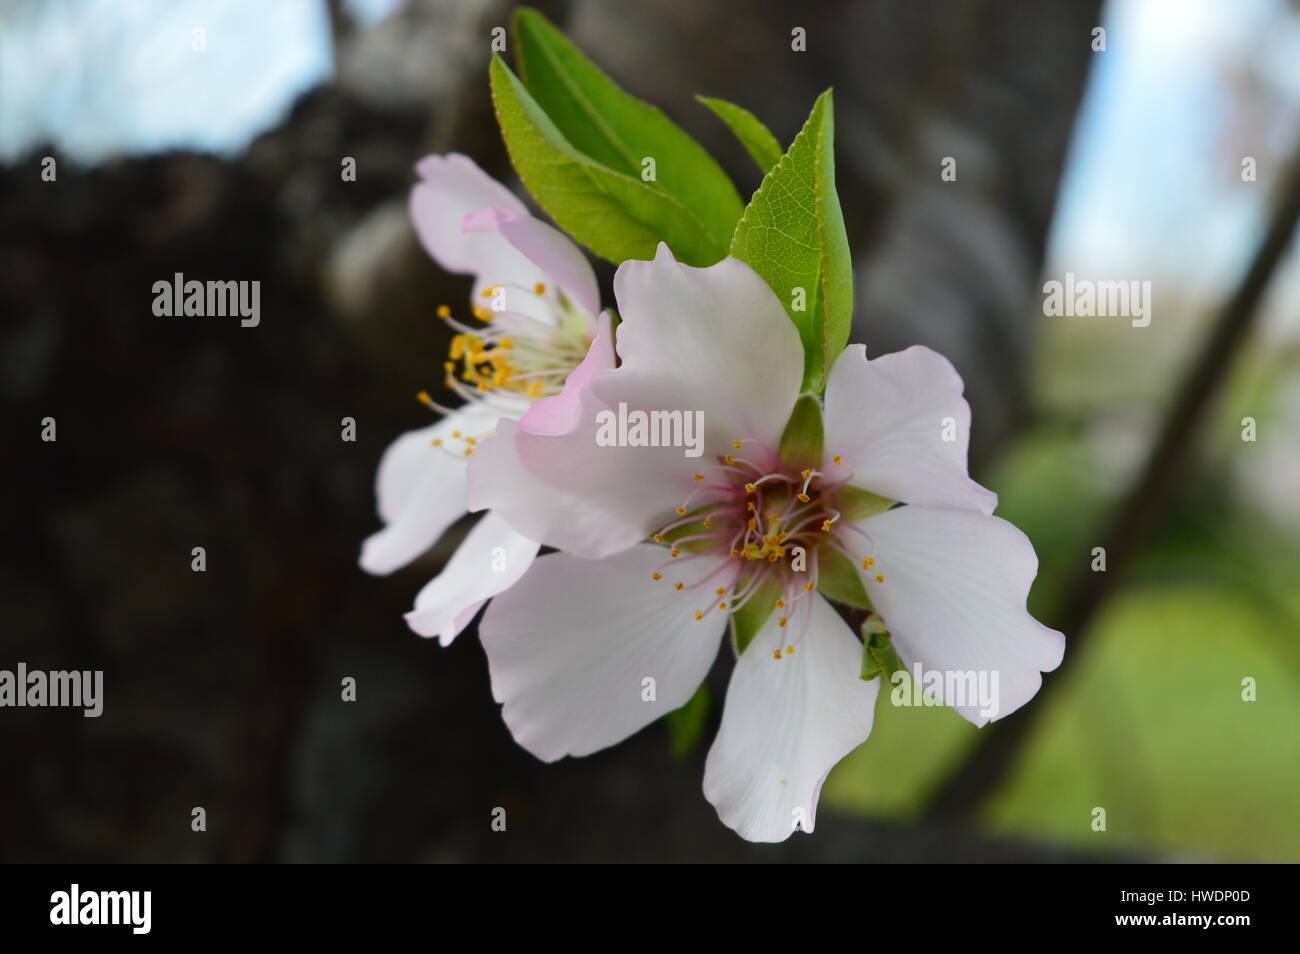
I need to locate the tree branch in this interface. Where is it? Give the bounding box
[923,156,1300,821]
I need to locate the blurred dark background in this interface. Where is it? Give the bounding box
[2,0,1297,862]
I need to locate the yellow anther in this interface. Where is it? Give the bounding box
[778,617,788,627]
[775,599,785,608]
[728,548,739,558]
[875,574,885,583]
[732,439,742,449]
[702,519,713,529]
[533,282,546,295]
[746,502,756,512]
[861,557,875,569]
[804,582,815,591]
[797,493,810,503]
[821,519,832,531]
[651,572,662,581]
[747,518,757,531]
[800,469,812,480]
[718,601,727,610]
[436,304,451,318]
[673,582,684,591]
[670,548,680,558]
[715,587,725,596]
[785,645,794,655]
[676,507,687,516]
[452,431,462,439]
[472,304,491,321]
[416,390,434,407]
[744,482,758,493]
[694,611,703,621]
[431,438,442,447]
[692,473,705,482]
[652,533,665,543]
[465,436,477,446]
[480,286,498,298]
[724,454,735,465]
[463,448,473,457]
[833,455,842,464]
[526,380,544,399]
[773,649,782,660]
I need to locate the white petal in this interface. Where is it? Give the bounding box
[598,244,803,457]
[468,411,692,559]
[855,505,1064,726]
[480,545,729,761]
[463,208,600,317]
[824,344,997,514]
[408,154,545,293]
[360,406,505,575]
[704,595,879,843]
[404,511,540,646]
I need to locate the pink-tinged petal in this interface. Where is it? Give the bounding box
[824,344,997,514]
[360,406,504,575]
[703,595,878,843]
[409,154,544,294]
[518,312,615,436]
[480,545,729,761]
[463,207,599,316]
[855,505,1064,726]
[469,407,694,559]
[596,244,803,456]
[404,511,539,647]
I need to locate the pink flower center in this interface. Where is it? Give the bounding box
[649,442,882,658]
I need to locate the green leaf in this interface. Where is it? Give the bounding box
[730,579,783,655]
[817,547,872,609]
[664,683,711,759]
[511,8,742,260]
[490,55,727,266]
[777,393,824,471]
[696,96,784,175]
[729,89,852,393]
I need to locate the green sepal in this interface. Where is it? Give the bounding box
[730,579,783,656]
[777,393,824,472]
[664,683,711,759]
[859,617,901,682]
[817,547,873,609]
[834,485,894,521]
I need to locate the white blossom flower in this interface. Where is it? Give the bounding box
[360,154,612,645]
[468,244,1064,841]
